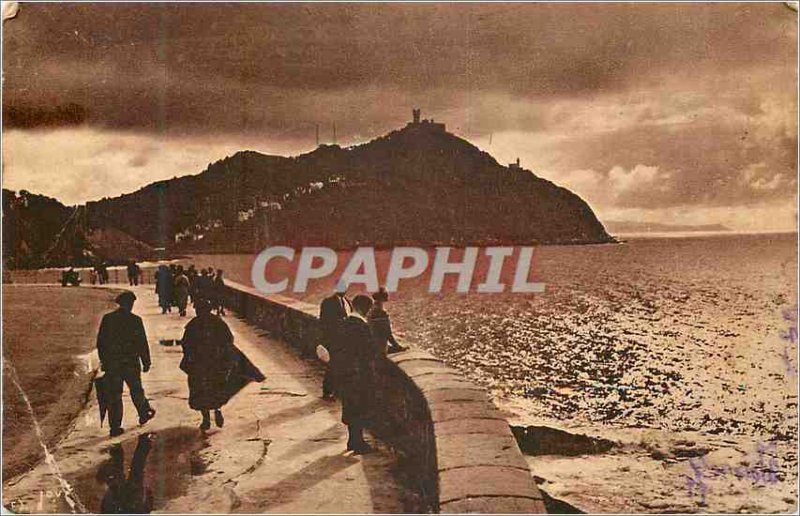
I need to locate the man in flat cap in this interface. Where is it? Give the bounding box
[96,291,156,437]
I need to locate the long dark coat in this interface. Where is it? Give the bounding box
[179,313,237,410]
[173,274,190,310]
[179,313,265,410]
[319,294,350,343]
[194,275,214,303]
[155,267,173,309]
[332,314,374,425]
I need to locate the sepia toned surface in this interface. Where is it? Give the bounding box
[2,2,798,514]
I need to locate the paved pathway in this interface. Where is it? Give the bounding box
[3,285,407,514]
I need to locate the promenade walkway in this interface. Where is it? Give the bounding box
[3,285,407,513]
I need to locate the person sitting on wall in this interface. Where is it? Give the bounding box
[333,294,375,455]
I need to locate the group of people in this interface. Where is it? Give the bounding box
[155,264,226,318]
[95,275,407,456]
[319,286,406,454]
[96,290,260,438]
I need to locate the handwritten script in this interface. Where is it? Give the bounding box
[780,305,798,377]
[685,442,779,505]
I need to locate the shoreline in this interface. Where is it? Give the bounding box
[2,364,98,481]
[2,286,118,481]
[5,230,798,272]
[495,398,797,514]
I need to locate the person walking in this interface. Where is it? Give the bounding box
[179,299,237,431]
[169,265,179,309]
[127,260,140,286]
[98,262,110,285]
[319,287,351,400]
[333,294,375,454]
[212,269,226,316]
[173,266,190,317]
[96,291,156,438]
[193,269,214,309]
[155,265,173,314]
[187,265,198,305]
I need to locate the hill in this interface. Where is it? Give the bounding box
[2,189,85,268]
[85,115,613,252]
[2,189,156,269]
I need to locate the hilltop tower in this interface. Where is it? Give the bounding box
[407,108,446,131]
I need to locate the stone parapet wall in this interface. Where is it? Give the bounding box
[220,280,546,513]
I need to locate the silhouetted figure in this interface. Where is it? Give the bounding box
[319,287,351,400]
[333,294,375,454]
[179,299,236,431]
[168,265,178,308]
[154,265,173,314]
[173,266,190,317]
[127,261,141,287]
[96,262,110,285]
[91,268,98,285]
[61,267,81,287]
[212,269,226,316]
[96,433,155,514]
[187,265,198,304]
[368,287,406,355]
[96,292,156,437]
[193,269,214,309]
[366,288,405,428]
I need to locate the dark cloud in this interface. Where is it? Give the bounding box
[2,3,796,229]
[534,92,797,210]
[3,102,87,129]
[3,3,795,136]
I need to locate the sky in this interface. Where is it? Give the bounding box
[2,2,797,231]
